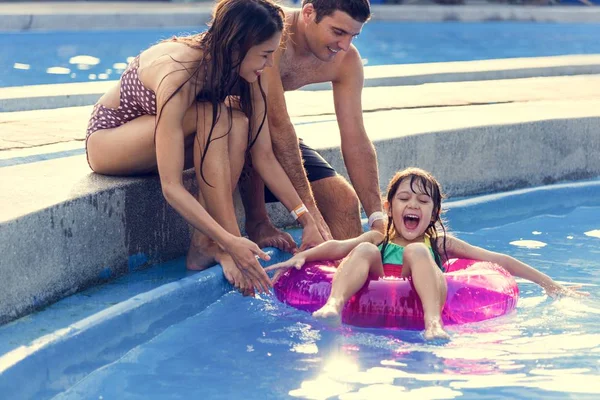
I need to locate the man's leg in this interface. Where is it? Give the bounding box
[299,139,361,239]
[263,140,362,240]
[239,162,297,253]
[310,176,361,240]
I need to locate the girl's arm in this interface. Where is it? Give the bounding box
[264,230,384,272]
[444,236,588,298]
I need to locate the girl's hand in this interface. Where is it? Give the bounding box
[264,254,307,273]
[545,283,590,298]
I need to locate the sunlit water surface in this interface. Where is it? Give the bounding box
[53,195,600,399]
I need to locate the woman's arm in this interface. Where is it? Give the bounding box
[154,68,271,291]
[154,71,231,244]
[265,231,383,272]
[444,236,588,297]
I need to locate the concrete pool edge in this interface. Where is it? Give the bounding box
[3,4,600,32]
[3,55,600,112]
[2,106,600,327]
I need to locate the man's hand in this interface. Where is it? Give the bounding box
[308,205,333,242]
[370,218,386,234]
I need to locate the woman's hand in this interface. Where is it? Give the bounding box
[264,254,307,273]
[544,282,590,298]
[222,235,272,294]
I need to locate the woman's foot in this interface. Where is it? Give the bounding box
[313,298,344,327]
[423,317,450,340]
[215,253,255,297]
[187,231,254,296]
[186,230,219,270]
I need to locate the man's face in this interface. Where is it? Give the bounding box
[304,8,364,62]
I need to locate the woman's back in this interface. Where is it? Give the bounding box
[96,40,205,110]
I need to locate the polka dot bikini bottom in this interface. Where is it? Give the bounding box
[86,55,157,139]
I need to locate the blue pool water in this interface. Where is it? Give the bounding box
[2,21,600,87]
[8,180,596,399]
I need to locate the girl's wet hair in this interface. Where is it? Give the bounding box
[380,167,449,269]
[156,0,285,185]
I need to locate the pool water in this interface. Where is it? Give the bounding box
[51,182,600,399]
[3,21,600,87]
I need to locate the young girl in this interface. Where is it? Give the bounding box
[266,167,588,339]
[85,0,324,296]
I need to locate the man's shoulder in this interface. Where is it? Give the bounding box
[331,45,363,84]
[339,45,363,71]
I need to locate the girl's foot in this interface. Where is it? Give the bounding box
[313,299,344,327]
[423,317,450,340]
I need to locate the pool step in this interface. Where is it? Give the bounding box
[0,246,293,399]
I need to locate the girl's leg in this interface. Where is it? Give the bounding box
[402,243,449,340]
[313,242,384,326]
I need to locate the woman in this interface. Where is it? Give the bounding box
[85,0,324,295]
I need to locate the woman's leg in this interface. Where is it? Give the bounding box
[86,103,204,175]
[313,242,384,326]
[185,104,255,294]
[402,243,449,340]
[87,101,251,291]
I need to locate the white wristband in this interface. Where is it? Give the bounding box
[368,211,385,228]
[291,204,308,220]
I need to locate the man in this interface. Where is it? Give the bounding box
[242,0,385,251]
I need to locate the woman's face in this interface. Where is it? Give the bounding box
[239,32,282,83]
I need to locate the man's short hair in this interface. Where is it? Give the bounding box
[302,0,371,23]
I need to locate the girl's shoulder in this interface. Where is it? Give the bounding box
[430,232,457,251]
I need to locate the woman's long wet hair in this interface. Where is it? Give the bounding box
[379,167,449,269]
[156,0,285,185]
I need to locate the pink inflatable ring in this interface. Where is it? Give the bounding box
[273,259,519,330]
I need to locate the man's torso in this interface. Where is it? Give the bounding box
[278,11,346,92]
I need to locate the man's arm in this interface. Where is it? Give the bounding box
[263,51,332,239]
[263,58,315,207]
[332,47,383,229]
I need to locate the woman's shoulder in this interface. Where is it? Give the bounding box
[141,42,203,72]
[140,43,205,94]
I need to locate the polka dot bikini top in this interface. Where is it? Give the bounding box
[119,55,157,116]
